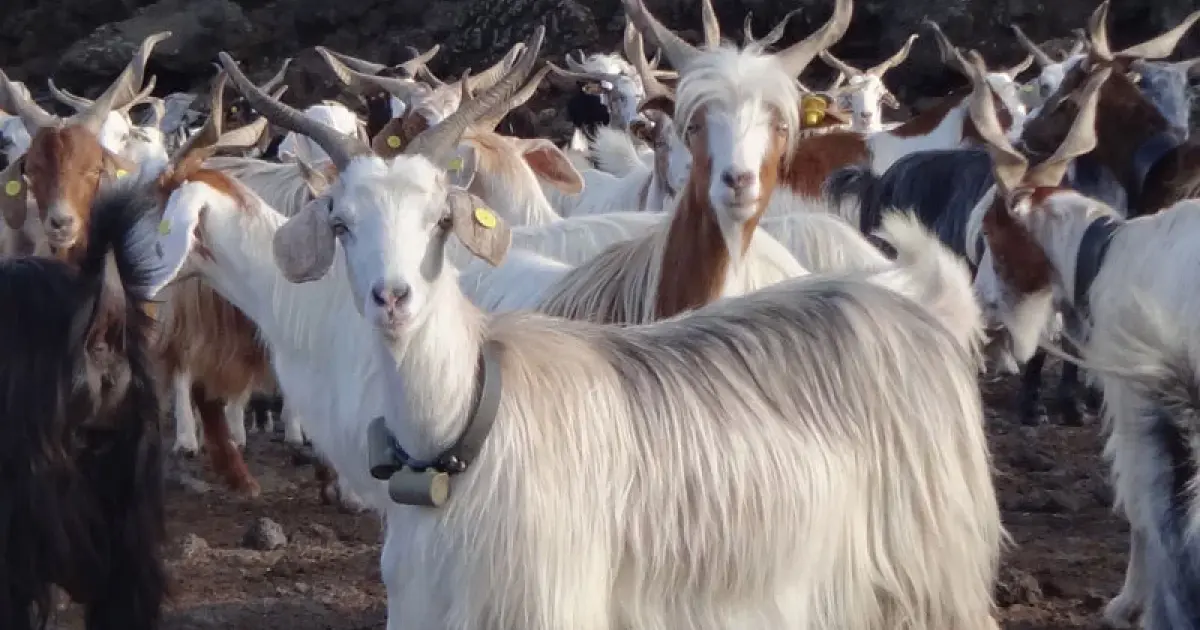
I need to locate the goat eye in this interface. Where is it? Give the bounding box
[685,122,700,135]
[331,221,348,236]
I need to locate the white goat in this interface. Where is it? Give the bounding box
[276,102,366,168]
[208,23,1001,630]
[818,34,918,132]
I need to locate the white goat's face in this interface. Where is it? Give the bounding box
[691,101,784,223]
[0,114,31,164]
[984,73,1028,122]
[837,76,888,130]
[607,75,645,128]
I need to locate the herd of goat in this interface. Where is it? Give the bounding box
[3,0,1200,627]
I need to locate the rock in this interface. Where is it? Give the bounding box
[995,567,1043,607]
[240,517,288,551]
[178,533,210,561]
[300,523,339,545]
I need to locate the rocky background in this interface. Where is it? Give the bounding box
[1,0,1198,113]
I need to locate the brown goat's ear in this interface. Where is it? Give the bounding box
[515,137,583,195]
[447,189,510,267]
[273,197,337,283]
[0,156,28,230]
[371,111,431,158]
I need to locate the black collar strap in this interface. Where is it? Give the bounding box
[368,339,505,478]
[1072,214,1121,325]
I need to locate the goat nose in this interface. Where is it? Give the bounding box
[721,170,755,191]
[48,215,75,230]
[370,282,411,308]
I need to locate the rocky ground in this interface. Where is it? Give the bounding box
[41,356,1127,630]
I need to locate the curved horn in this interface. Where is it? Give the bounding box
[775,0,853,78]
[624,21,672,100]
[219,51,371,170]
[171,72,230,163]
[398,44,440,77]
[546,62,620,89]
[0,69,59,133]
[1026,65,1110,187]
[1005,54,1035,78]
[962,50,1027,194]
[1118,8,1200,60]
[46,78,95,112]
[316,48,387,75]
[315,47,428,99]
[565,50,590,73]
[621,0,702,73]
[819,51,863,79]
[73,31,172,134]
[746,8,804,51]
[868,33,918,76]
[260,58,293,93]
[1086,1,1113,61]
[922,18,971,76]
[1010,24,1054,67]
[406,25,546,164]
[418,65,447,88]
[477,64,552,132]
[700,0,721,48]
[464,42,527,94]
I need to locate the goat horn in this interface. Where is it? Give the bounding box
[464,42,526,95]
[1026,65,1110,188]
[212,86,286,152]
[963,50,1027,194]
[316,47,387,75]
[406,25,545,165]
[171,71,229,164]
[624,22,672,101]
[1006,54,1035,79]
[1068,28,1089,56]
[868,33,918,76]
[73,31,172,135]
[1086,1,1113,61]
[747,8,803,51]
[922,18,972,77]
[565,50,590,73]
[260,58,293,93]
[219,51,371,170]
[1010,24,1054,67]
[775,0,853,78]
[316,46,427,99]
[819,51,862,79]
[118,75,159,115]
[398,44,440,78]
[46,78,95,112]
[0,69,59,133]
[621,0,702,73]
[700,0,720,48]
[1118,8,1200,60]
[545,62,620,89]
[476,63,552,132]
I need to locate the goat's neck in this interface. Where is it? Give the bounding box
[197,195,357,360]
[375,273,488,460]
[1025,196,1121,306]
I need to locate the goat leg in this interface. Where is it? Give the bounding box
[194,384,260,497]
[1016,350,1050,426]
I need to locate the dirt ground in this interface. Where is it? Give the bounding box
[49,357,1127,630]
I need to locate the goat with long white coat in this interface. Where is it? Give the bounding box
[210,24,1002,630]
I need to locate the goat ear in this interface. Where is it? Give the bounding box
[518,138,583,195]
[101,151,137,184]
[629,120,655,144]
[273,197,336,283]
[0,156,28,230]
[445,143,478,189]
[139,191,204,299]
[447,189,510,267]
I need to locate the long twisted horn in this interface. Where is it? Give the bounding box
[73,31,172,134]
[1010,24,1054,68]
[774,0,853,77]
[624,21,672,100]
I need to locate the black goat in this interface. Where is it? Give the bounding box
[0,185,168,630]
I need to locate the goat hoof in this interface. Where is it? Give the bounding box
[1101,595,1139,628]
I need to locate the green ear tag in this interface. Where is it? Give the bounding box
[158,219,171,235]
[4,181,20,197]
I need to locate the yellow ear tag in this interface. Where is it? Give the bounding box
[473,207,496,229]
[116,168,129,178]
[157,219,171,235]
[804,111,824,126]
[4,180,20,197]
[448,157,464,171]
[386,135,402,149]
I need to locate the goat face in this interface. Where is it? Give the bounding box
[687,99,789,223]
[833,76,891,131]
[22,126,127,253]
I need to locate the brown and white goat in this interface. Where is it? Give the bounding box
[1019,0,1200,217]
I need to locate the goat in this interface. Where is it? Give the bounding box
[45,75,167,169]
[964,42,1200,628]
[219,24,1002,629]
[817,33,919,132]
[770,20,1029,211]
[275,102,368,168]
[0,32,168,261]
[0,183,169,630]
